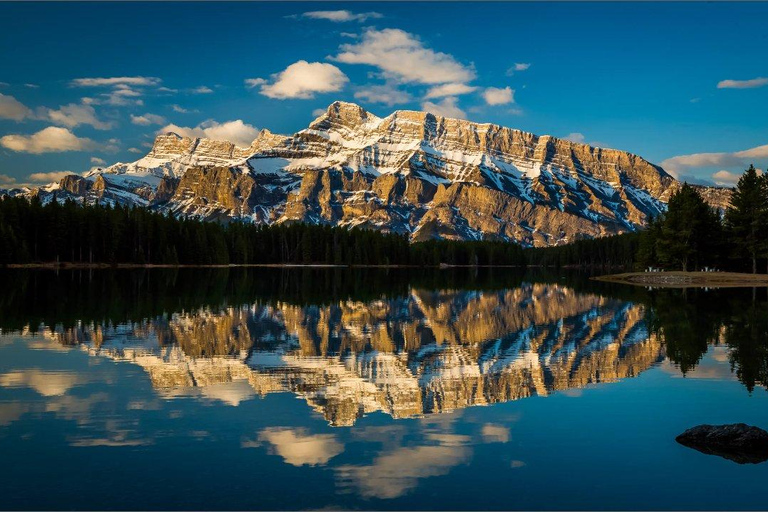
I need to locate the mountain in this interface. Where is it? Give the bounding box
[31,101,731,247]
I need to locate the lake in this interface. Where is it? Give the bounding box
[1,268,767,510]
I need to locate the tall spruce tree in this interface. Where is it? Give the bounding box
[725,165,768,274]
[656,183,722,271]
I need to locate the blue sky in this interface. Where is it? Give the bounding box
[1,2,767,187]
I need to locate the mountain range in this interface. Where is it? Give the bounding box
[7,101,731,247]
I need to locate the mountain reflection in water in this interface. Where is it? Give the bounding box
[5,269,666,426]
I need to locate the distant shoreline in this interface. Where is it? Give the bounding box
[593,271,768,288]
[2,262,526,270]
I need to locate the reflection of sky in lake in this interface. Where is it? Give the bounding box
[1,281,768,510]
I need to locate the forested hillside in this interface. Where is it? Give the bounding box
[0,196,526,267]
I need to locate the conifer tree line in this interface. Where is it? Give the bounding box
[0,195,526,267]
[527,165,768,273]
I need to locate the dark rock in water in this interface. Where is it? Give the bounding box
[676,423,768,464]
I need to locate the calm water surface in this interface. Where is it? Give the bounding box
[1,269,767,510]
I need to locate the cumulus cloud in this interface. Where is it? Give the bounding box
[660,144,768,176]
[421,97,466,119]
[424,83,477,99]
[712,170,743,186]
[717,77,768,89]
[171,104,196,114]
[0,370,83,396]
[127,147,143,154]
[336,442,470,499]
[0,97,114,129]
[480,424,510,444]
[333,28,475,85]
[0,126,96,154]
[258,61,349,99]
[254,428,343,466]
[354,83,412,106]
[244,78,267,89]
[130,113,166,126]
[506,63,530,75]
[0,93,32,121]
[158,119,259,147]
[191,86,213,94]
[90,157,106,165]
[0,174,17,186]
[99,86,144,107]
[27,171,76,184]
[311,108,327,117]
[70,76,161,87]
[299,10,382,22]
[564,132,586,143]
[482,86,514,105]
[45,103,113,130]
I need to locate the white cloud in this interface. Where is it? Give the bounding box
[90,157,106,165]
[0,126,96,154]
[258,61,349,100]
[424,83,477,99]
[158,119,259,147]
[506,63,530,75]
[0,370,83,396]
[27,171,76,184]
[480,424,510,444]
[157,86,178,94]
[127,147,143,154]
[354,83,412,106]
[191,86,213,94]
[130,113,166,126]
[0,93,31,121]
[312,108,327,117]
[244,78,267,89]
[69,77,159,107]
[564,132,586,143]
[717,77,768,89]
[45,103,113,130]
[482,86,514,105]
[300,10,382,22]
[254,428,343,466]
[333,28,475,85]
[0,174,17,186]
[421,97,466,119]
[70,76,161,87]
[660,144,768,176]
[712,170,742,186]
[171,104,196,114]
[336,442,470,499]
[99,86,144,107]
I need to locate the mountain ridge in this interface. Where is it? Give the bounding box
[22,101,731,247]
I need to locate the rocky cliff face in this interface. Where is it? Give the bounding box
[43,284,663,426]
[31,101,732,246]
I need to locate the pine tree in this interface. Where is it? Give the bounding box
[725,165,768,274]
[656,183,721,271]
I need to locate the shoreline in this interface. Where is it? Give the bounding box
[2,262,526,270]
[593,271,768,288]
